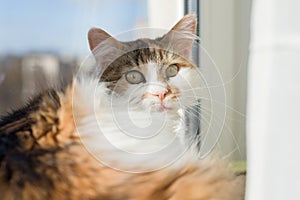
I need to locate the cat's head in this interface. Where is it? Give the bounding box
[88,14,199,113]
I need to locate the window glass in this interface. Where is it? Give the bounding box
[0,0,148,114]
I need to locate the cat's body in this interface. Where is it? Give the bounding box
[0,14,245,199]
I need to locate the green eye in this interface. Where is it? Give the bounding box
[166,64,179,78]
[125,70,145,84]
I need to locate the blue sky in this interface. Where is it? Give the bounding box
[0,0,148,56]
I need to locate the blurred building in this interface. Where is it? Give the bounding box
[21,54,59,99]
[0,53,78,115]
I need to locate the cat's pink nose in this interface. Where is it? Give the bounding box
[153,90,168,101]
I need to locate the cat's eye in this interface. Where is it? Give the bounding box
[166,64,179,78]
[125,70,145,84]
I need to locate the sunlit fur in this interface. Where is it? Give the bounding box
[0,14,245,200]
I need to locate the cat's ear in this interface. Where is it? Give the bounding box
[171,14,197,36]
[88,28,121,51]
[88,28,124,70]
[161,14,197,59]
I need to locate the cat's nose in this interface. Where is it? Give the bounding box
[153,90,168,101]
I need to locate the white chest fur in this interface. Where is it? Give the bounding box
[72,79,194,172]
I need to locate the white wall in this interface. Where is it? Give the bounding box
[200,0,251,161]
[147,0,184,29]
[246,0,300,199]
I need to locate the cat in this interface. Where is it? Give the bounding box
[0,14,245,200]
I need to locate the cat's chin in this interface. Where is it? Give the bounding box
[140,99,180,113]
[152,105,171,112]
[146,103,177,113]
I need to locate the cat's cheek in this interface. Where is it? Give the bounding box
[142,97,157,110]
[125,85,145,99]
[164,99,180,110]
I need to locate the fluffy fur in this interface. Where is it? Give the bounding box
[0,84,245,199]
[0,14,245,199]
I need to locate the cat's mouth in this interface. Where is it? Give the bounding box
[151,103,172,112]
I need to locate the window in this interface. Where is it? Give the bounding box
[0,0,248,163]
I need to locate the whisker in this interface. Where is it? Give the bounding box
[177,96,222,152]
[185,104,242,156]
[182,97,246,118]
[184,108,222,150]
[221,146,239,160]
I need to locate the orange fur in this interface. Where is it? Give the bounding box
[0,14,245,199]
[0,85,245,199]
